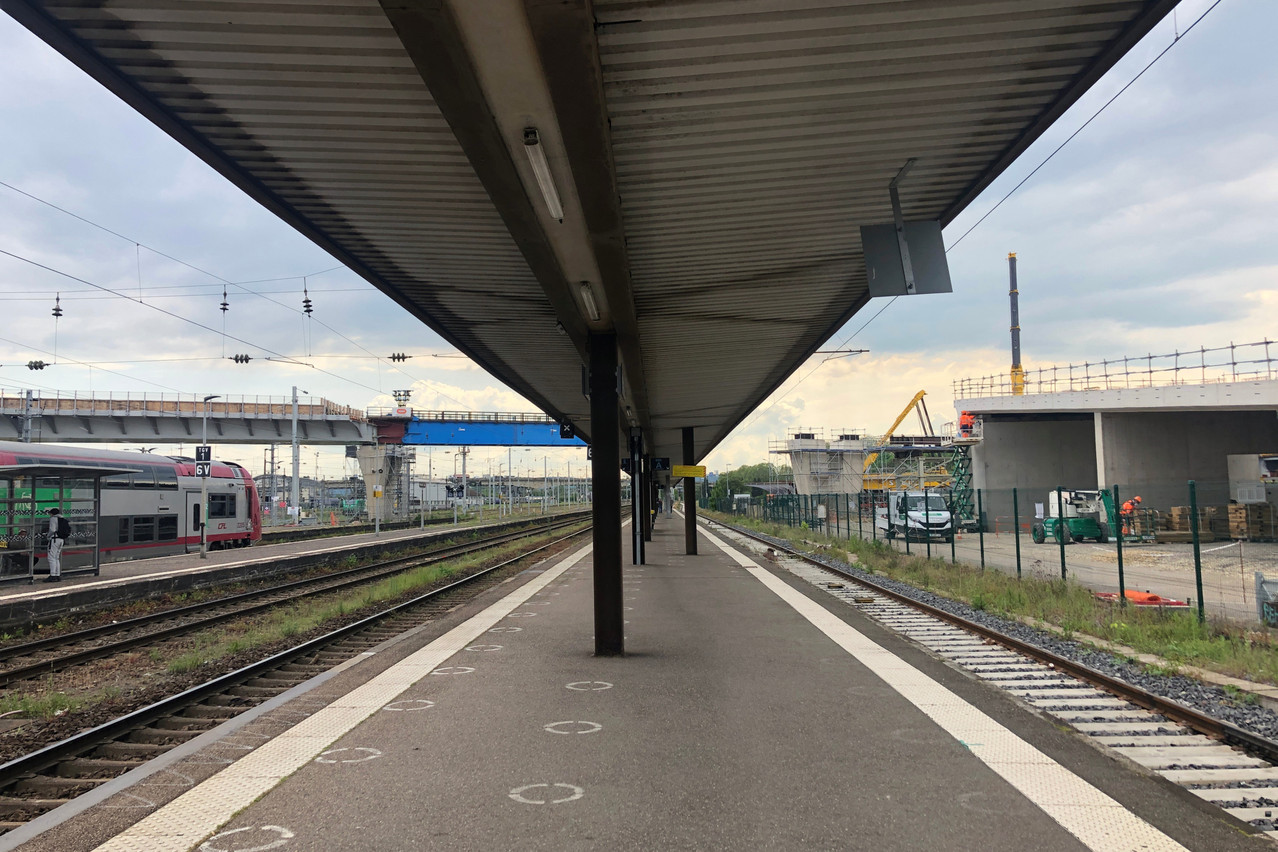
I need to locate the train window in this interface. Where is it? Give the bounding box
[158,515,177,541]
[209,494,237,519]
[133,468,157,489]
[117,517,130,544]
[132,516,155,542]
[102,471,133,489]
[154,467,179,489]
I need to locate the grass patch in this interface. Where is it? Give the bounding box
[155,524,586,674]
[707,512,1278,686]
[0,690,85,719]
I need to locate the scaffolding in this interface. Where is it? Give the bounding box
[768,428,867,495]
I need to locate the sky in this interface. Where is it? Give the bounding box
[0,0,1273,479]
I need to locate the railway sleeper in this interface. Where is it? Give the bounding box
[201,694,255,708]
[124,726,202,745]
[0,795,66,818]
[244,676,303,689]
[53,758,140,778]
[150,715,221,732]
[177,704,241,720]
[92,741,167,760]
[226,685,285,699]
[12,775,100,797]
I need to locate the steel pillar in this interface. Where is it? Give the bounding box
[630,431,641,565]
[642,455,653,543]
[683,427,697,555]
[590,334,623,656]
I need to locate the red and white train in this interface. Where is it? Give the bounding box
[0,441,262,561]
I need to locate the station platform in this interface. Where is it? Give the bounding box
[10,518,1257,852]
[0,515,564,630]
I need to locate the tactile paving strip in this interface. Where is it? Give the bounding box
[711,524,1278,845]
[90,540,597,852]
[703,527,1190,852]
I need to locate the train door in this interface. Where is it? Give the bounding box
[185,492,201,554]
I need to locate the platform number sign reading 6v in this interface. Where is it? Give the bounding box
[196,445,211,478]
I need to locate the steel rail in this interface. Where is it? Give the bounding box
[0,511,589,660]
[712,519,1278,763]
[0,524,590,788]
[0,514,587,687]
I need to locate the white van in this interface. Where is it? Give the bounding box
[875,491,953,542]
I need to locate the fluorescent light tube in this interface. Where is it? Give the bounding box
[523,128,564,222]
[579,281,600,322]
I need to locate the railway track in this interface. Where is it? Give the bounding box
[709,519,1278,841]
[0,522,590,834]
[0,513,588,688]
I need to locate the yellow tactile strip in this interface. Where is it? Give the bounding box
[702,527,1191,852]
[91,541,595,852]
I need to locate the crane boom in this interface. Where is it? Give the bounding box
[863,390,928,471]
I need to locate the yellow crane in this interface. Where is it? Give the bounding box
[862,390,933,472]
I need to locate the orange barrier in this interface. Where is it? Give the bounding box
[1094,590,1188,607]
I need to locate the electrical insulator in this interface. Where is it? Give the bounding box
[232,354,252,364]
[389,352,408,362]
[302,282,313,316]
[220,288,229,313]
[27,360,46,370]
[52,294,63,318]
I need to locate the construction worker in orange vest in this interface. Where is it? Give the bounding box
[959,410,975,438]
[1120,495,1142,535]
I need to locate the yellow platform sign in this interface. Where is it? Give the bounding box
[672,465,707,478]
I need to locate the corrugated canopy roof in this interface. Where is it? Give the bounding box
[2,0,1175,463]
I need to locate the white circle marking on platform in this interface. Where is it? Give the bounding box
[466,644,503,651]
[565,681,613,691]
[384,699,435,712]
[316,747,383,764]
[506,612,537,618]
[431,666,475,675]
[199,825,295,851]
[544,720,602,735]
[508,783,585,805]
[488,626,522,633]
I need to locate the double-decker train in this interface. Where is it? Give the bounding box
[0,441,261,562]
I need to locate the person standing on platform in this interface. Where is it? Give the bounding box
[45,508,66,583]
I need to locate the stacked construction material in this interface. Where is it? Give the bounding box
[1159,506,1217,543]
[1229,503,1277,541]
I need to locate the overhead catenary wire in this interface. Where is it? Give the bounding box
[0,247,387,396]
[0,179,471,406]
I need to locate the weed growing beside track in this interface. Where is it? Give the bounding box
[707,511,1278,686]
[0,522,587,723]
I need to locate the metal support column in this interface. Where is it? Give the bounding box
[643,456,653,542]
[630,430,642,565]
[683,427,697,555]
[590,334,623,656]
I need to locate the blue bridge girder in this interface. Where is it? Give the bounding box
[405,419,585,447]
[369,410,586,448]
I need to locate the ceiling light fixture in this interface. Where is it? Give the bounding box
[523,128,564,222]
[579,281,600,322]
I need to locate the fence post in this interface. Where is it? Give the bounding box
[1113,484,1126,609]
[925,486,932,561]
[1056,485,1067,581]
[871,494,877,543]
[949,494,956,564]
[977,488,985,570]
[857,493,863,541]
[1013,487,1022,580]
[1189,480,1205,624]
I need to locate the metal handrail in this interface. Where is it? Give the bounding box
[0,392,365,420]
[954,339,1276,399]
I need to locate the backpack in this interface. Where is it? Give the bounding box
[56,515,71,539]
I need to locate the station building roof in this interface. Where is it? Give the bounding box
[2,0,1177,463]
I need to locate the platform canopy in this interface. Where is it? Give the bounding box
[3,0,1177,463]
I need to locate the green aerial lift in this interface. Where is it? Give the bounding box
[1031,489,1114,544]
